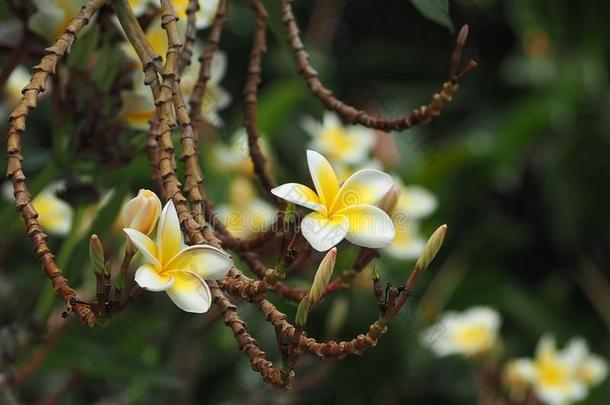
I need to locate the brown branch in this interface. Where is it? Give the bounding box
[243,0,279,201]
[4,0,107,327]
[209,281,287,389]
[280,0,476,131]
[188,0,228,136]
[177,0,200,74]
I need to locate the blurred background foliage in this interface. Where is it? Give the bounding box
[0,0,609,403]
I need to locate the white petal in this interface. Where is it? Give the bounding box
[123,228,160,267]
[340,126,375,165]
[28,3,65,42]
[384,220,425,260]
[271,183,326,214]
[342,205,395,248]
[166,271,212,313]
[331,169,394,212]
[157,200,183,266]
[396,185,438,219]
[165,245,233,280]
[32,191,73,236]
[134,264,173,291]
[301,212,348,252]
[306,150,340,206]
[119,90,155,130]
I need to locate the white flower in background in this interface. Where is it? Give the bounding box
[120,25,230,128]
[503,336,590,405]
[562,337,608,387]
[384,179,438,260]
[213,129,272,176]
[216,177,275,239]
[2,66,30,108]
[422,306,501,357]
[124,200,232,313]
[127,0,151,16]
[28,0,88,43]
[303,112,375,166]
[181,49,231,126]
[271,150,395,251]
[2,182,73,236]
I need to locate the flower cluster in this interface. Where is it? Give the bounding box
[422,306,607,404]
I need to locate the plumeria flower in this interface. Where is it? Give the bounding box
[217,177,275,239]
[421,306,501,357]
[2,181,73,236]
[504,335,589,405]
[271,150,395,251]
[213,129,272,176]
[302,112,375,166]
[384,179,438,260]
[561,337,608,388]
[124,200,232,313]
[28,0,89,43]
[120,30,230,128]
[2,66,30,107]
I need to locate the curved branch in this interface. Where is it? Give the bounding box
[5,0,107,327]
[280,0,477,132]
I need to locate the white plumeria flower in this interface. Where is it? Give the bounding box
[119,28,230,128]
[124,200,232,313]
[213,129,272,176]
[2,66,30,107]
[507,336,588,405]
[303,112,375,166]
[421,306,501,357]
[28,0,89,43]
[562,337,608,387]
[217,177,275,239]
[271,150,395,251]
[384,179,437,260]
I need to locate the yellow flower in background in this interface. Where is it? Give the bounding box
[384,179,438,260]
[271,150,395,251]
[28,0,89,43]
[122,189,162,235]
[562,337,608,387]
[32,183,73,236]
[127,0,151,16]
[124,200,232,313]
[303,112,375,166]
[2,66,30,108]
[119,28,230,128]
[216,177,275,239]
[213,129,272,176]
[503,336,590,405]
[421,306,501,357]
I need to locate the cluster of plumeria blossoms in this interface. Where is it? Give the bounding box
[422,306,608,404]
[122,190,233,312]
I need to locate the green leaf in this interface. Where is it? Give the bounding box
[409,0,454,32]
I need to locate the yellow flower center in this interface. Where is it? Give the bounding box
[455,325,492,353]
[537,359,570,389]
[319,125,357,161]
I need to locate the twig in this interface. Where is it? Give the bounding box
[280,0,476,131]
[5,0,108,327]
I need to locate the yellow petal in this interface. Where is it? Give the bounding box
[341,205,395,248]
[134,264,173,291]
[306,150,340,207]
[166,271,212,313]
[157,200,183,266]
[165,245,232,280]
[123,228,160,267]
[32,191,73,236]
[301,211,348,252]
[271,183,326,214]
[331,168,394,213]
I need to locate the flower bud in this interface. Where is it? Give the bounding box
[378,184,400,214]
[122,189,161,235]
[308,248,337,307]
[89,235,107,276]
[415,224,447,272]
[295,298,310,328]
